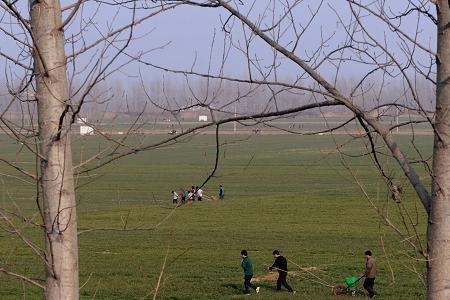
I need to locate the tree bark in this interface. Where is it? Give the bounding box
[428,1,450,299]
[30,0,79,298]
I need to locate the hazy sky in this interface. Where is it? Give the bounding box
[110,1,436,79]
[0,1,437,89]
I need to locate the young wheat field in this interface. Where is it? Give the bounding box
[0,133,430,299]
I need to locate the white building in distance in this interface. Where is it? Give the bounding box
[78,117,95,135]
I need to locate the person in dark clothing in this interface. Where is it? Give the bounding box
[240,250,260,295]
[219,185,225,200]
[190,186,196,201]
[269,250,295,293]
[363,250,377,299]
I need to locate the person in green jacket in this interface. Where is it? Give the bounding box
[240,250,260,294]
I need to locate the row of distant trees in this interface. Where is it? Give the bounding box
[0,75,435,117]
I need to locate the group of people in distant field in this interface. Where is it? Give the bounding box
[171,184,225,205]
[172,186,203,205]
[240,249,377,298]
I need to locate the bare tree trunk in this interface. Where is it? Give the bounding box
[30,0,79,298]
[428,2,450,299]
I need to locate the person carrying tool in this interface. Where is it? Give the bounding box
[269,250,296,294]
[363,250,377,299]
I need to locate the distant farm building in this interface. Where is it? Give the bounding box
[80,125,94,135]
[199,115,208,122]
[77,117,95,135]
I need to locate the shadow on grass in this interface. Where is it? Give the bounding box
[221,283,241,292]
[221,282,278,293]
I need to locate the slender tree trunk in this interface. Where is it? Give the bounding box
[428,2,450,299]
[30,0,79,298]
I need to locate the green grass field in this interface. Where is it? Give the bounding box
[0,133,431,299]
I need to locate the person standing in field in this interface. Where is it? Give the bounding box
[240,250,260,295]
[219,185,225,200]
[187,189,194,204]
[269,250,295,293]
[180,188,186,204]
[171,190,178,205]
[191,185,196,201]
[196,186,203,201]
[363,250,377,299]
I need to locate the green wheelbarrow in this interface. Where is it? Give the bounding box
[332,275,364,297]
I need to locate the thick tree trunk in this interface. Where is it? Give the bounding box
[428,2,450,299]
[30,0,79,298]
